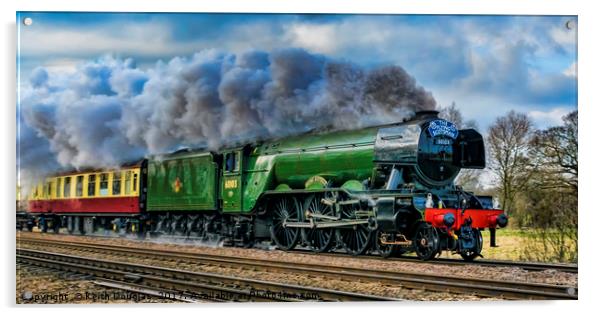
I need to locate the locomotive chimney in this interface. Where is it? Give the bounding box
[413,110,440,120]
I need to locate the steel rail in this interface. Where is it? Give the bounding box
[291,248,579,274]
[17,232,578,273]
[17,237,577,300]
[398,256,578,274]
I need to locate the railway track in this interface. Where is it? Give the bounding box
[403,256,577,274]
[16,247,397,302]
[29,231,577,274]
[17,261,201,303]
[17,236,577,300]
[292,249,579,274]
[18,231,579,273]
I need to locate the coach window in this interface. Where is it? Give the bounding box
[76,175,84,197]
[100,173,109,196]
[88,174,96,197]
[46,182,51,198]
[112,171,122,196]
[64,177,71,198]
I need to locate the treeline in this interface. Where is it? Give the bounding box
[440,104,578,262]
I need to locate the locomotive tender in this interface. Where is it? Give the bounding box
[27,111,508,260]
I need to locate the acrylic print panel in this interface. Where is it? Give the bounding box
[16,12,578,303]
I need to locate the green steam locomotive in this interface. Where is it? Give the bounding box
[28,111,507,261]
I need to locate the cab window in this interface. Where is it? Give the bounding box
[225,152,239,172]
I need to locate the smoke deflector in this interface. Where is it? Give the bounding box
[453,129,486,169]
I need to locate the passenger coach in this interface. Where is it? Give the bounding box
[27,162,143,233]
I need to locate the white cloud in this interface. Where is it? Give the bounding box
[284,23,340,54]
[19,21,199,59]
[528,107,572,128]
[434,84,575,133]
[563,62,577,77]
[281,16,473,86]
[37,58,80,74]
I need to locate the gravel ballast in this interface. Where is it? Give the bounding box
[16,231,577,301]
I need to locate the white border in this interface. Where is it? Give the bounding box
[7,0,581,15]
[2,1,599,315]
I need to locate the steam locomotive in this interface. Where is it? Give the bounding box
[27,110,507,261]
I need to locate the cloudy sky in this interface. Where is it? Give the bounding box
[18,13,577,127]
[16,12,577,177]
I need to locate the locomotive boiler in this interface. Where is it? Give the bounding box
[27,111,507,261]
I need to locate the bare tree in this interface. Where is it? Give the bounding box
[439,102,479,131]
[530,111,578,192]
[487,111,534,215]
[439,102,463,127]
[519,111,578,262]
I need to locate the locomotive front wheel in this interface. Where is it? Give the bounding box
[270,197,301,250]
[413,223,440,260]
[302,193,335,253]
[460,229,483,261]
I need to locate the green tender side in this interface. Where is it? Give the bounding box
[236,126,379,213]
[146,151,218,212]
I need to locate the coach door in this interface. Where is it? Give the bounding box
[221,149,243,212]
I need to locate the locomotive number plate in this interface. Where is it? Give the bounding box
[435,138,453,145]
[224,179,238,189]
